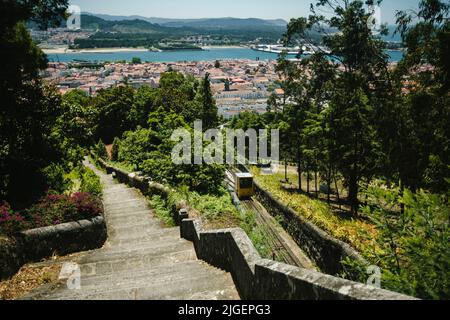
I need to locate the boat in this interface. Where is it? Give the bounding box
[250,44,330,56]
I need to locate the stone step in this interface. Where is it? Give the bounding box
[23,158,240,301]
[103,198,146,207]
[103,190,141,199]
[105,203,150,214]
[107,223,165,236]
[107,228,180,246]
[106,214,159,227]
[106,227,180,243]
[79,239,194,264]
[28,268,238,300]
[76,261,224,290]
[104,209,154,220]
[79,249,197,276]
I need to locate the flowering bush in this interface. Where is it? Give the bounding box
[71,192,103,219]
[0,203,30,235]
[0,193,103,236]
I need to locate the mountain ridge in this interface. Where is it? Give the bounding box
[83,12,288,28]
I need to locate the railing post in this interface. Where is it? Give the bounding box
[179,208,189,225]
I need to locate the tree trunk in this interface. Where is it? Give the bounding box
[285,158,288,182]
[327,166,332,204]
[315,169,319,197]
[348,173,359,215]
[306,164,310,195]
[297,147,302,192]
[399,178,405,214]
[334,170,341,210]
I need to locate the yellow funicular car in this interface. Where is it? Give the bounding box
[235,172,254,199]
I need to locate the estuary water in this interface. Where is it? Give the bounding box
[46,47,404,63]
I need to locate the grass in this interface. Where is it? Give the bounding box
[148,195,176,227]
[185,189,242,230]
[251,167,378,253]
[106,160,137,173]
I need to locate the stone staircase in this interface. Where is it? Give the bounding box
[24,161,239,300]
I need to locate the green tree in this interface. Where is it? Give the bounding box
[131,57,142,64]
[394,0,450,193]
[129,85,158,128]
[284,0,389,214]
[92,86,136,144]
[358,184,450,299]
[60,89,95,147]
[196,73,218,129]
[0,0,72,207]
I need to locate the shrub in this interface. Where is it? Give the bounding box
[0,203,29,235]
[27,194,78,228]
[0,193,103,236]
[149,195,175,227]
[93,139,108,160]
[343,184,450,300]
[71,192,103,219]
[111,137,121,162]
[80,168,102,196]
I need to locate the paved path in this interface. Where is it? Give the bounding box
[24,160,239,300]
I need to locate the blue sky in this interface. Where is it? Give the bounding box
[70,0,420,24]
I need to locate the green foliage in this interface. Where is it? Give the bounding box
[60,89,95,147]
[114,106,224,194]
[131,57,142,64]
[93,140,108,160]
[355,184,450,299]
[0,192,103,236]
[111,138,121,162]
[41,163,73,195]
[239,210,271,258]
[92,86,136,144]
[196,73,218,130]
[80,168,103,196]
[149,195,176,227]
[0,0,79,208]
[129,86,158,128]
[188,190,237,220]
[116,127,153,169]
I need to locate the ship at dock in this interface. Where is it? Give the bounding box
[250,44,330,55]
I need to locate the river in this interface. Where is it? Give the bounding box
[46,47,404,63]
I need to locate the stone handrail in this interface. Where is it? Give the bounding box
[180,217,414,300]
[0,217,106,280]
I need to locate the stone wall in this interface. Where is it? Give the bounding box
[0,217,107,280]
[253,181,367,276]
[180,217,415,300]
[0,237,24,280]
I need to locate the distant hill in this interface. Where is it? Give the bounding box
[80,14,182,34]
[70,14,286,49]
[162,17,285,30]
[83,13,287,30]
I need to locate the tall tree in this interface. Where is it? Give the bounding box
[0,0,70,207]
[284,0,388,214]
[197,73,219,129]
[395,0,450,193]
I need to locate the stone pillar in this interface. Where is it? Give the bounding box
[178,208,189,226]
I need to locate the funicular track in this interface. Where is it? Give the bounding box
[225,169,315,270]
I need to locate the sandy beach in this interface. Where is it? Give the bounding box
[42,47,150,54]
